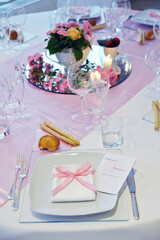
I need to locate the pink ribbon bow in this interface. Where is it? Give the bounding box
[52,162,96,196]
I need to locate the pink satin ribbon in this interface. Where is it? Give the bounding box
[52,162,96,196]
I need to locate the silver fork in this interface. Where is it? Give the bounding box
[8,153,23,199]
[11,159,28,211]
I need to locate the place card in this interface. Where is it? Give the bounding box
[95,153,136,195]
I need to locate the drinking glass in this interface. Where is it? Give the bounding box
[67,62,93,122]
[110,0,131,35]
[0,77,11,141]
[67,0,87,23]
[5,61,31,123]
[83,71,109,129]
[153,21,160,40]
[7,6,27,50]
[57,0,70,23]
[145,44,160,99]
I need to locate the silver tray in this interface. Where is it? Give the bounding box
[25,45,132,94]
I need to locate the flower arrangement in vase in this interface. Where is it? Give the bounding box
[45,21,93,69]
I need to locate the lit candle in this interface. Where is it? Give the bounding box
[90,71,101,84]
[103,54,112,70]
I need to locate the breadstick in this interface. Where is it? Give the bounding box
[156,100,160,111]
[152,100,159,130]
[40,124,77,146]
[138,28,145,45]
[92,23,106,31]
[44,121,80,146]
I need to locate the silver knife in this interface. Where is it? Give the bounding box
[127,168,139,220]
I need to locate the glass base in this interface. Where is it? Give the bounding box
[145,86,160,99]
[71,105,93,123]
[0,124,10,140]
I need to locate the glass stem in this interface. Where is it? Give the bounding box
[80,95,85,114]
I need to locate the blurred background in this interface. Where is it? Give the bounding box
[0,0,160,13]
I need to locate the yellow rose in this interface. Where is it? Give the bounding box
[67,28,80,40]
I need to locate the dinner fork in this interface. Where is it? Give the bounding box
[11,159,28,211]
[8,153,23,199]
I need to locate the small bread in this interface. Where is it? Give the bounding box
[38,135,60,151]
[145,30,155,40]
[88,18,96,26]
[10,30,18,40]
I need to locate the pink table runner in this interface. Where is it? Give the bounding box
[0,28,157,207]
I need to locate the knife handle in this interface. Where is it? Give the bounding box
[131,193,139,220]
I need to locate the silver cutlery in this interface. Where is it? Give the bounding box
[8,153,23,199]
[11,159,28,211]
[127,168,139,220]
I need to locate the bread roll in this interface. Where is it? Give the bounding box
[38,135,60,151]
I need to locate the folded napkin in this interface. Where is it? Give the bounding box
[70,7,90,18]
[51,163,96,202]
[149,11,160,19]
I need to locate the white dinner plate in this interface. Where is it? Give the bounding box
[70,6,101,20]
[131,9,160,26]
[29,151,118,216]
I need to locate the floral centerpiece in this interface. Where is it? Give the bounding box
[45,20,93,62]
[26,53,119,94]
[27,53,70,93]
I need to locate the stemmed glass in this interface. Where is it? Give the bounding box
[67,62,93,122]
[153,21,160,40]
[110,0,131,36]
[83,71,109,130]
[145,44,160,99]
[5,61,31,123]
[67,0,87,23]
[7,6,27,50]
[0,77,11,141]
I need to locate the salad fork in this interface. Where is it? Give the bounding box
[11,159,28,211]
[8,153,23,199]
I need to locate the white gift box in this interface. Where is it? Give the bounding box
[51,164,96,202]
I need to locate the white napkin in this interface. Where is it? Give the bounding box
[51,164,96,202]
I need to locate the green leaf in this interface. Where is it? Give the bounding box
[72,48,83,61]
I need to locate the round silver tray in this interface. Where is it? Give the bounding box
[25,45,132,94]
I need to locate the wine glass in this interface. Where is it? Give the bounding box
[83,71,109,130]
[7,6,27,50]
[67,62,93,122]
[67,0,87,23]
[110,0,131,36]
[153,20,160,40]
[0,77,11,141]
[145,44,160,99]
[5,61,31,123]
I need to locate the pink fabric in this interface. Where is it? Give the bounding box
[52,162,95,196]
[0,30,159,207]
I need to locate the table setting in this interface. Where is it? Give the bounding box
[1,0,160,239]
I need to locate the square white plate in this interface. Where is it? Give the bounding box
[131,9,160,26]
[29,151,118,216]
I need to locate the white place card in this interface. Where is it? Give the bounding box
[95,153,136,195]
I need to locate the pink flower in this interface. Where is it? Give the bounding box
[57,79,70,93]
[83,20,92,36]
[57,29,69,36]
[83,33,89,42]
[46,30,52,35]
[67,21,79,28]
[96,65,102,72]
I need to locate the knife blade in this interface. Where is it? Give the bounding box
[127,168,139,220]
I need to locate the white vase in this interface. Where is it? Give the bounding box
[55,38,94,72]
